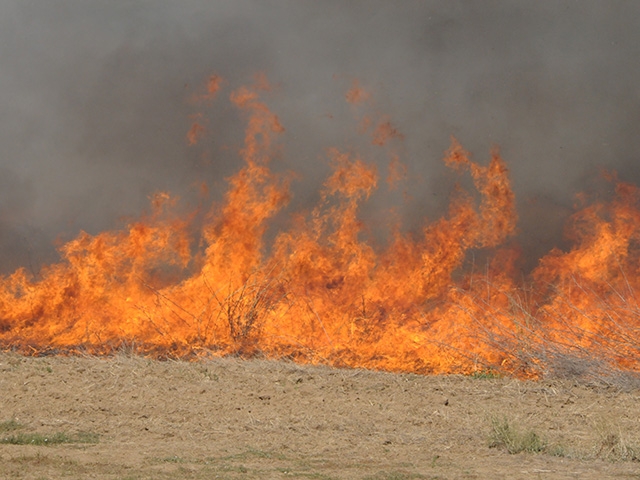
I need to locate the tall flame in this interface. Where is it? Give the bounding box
[1,76,639,379]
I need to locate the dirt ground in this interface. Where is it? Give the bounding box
[0,352,639,480]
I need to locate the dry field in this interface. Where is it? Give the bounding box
[1,352,639,480]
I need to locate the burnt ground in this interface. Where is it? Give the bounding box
[0,352,639,479]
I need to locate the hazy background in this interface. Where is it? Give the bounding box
[1,1,639,274]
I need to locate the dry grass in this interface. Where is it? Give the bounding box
[1,352,640,479]
[592,422,640,462]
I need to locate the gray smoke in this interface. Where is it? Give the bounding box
[1,1,639,273]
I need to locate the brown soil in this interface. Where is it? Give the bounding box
[1,352,639,480]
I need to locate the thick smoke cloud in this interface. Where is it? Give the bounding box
[1,1,639,273]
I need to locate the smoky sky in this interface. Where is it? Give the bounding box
[1,1,640,273]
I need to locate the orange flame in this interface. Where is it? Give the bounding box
[1,76,639,379]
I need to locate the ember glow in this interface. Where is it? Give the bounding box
[1,76,639,379]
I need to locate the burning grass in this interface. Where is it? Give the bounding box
[1,75,640,380]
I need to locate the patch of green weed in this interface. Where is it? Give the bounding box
[158,455,187,463]
[0,419,23,433]
[0,431,99,446]
[363,472,427,480]
[471,369,501,379]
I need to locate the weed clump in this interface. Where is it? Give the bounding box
[489,417,546,454]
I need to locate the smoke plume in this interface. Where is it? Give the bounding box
[1,1,639,272]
